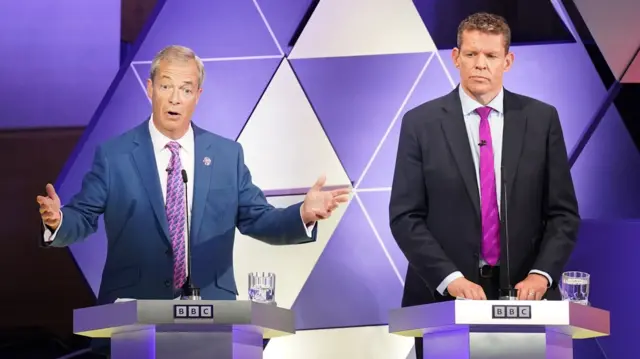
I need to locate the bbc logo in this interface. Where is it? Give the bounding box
[174,305,213,319]
[492,305,531,319]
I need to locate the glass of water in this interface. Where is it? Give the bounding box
[560,271,590,305]
[248,272,276,304]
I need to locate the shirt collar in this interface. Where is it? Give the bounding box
[148,114,194,154]
[458,85,504,116]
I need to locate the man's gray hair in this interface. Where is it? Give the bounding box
[149,45,206,88]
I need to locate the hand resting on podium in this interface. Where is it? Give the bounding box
[447,277,487,300]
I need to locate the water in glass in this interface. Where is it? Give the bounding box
[560,271,590,305]
[248,272,275,304]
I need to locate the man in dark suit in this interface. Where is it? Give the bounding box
[389,12,580,355]
[37,45,350,356]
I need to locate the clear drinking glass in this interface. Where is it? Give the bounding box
[248,272,276,304]
[560,271,590,305]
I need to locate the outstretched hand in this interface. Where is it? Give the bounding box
[301,174,351,224]
[37,183,61,230]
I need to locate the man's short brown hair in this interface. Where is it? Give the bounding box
[457,12,511,53]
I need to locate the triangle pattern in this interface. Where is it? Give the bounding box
[549,0,580,41]
[572,0,640,79]
[255,0,315,56]
[233,194,351,309]
[237,59,351,191]
[359,54,454,188]
[292,195,404,330]
[264,326,414,358]
[60,66,153,296]
[621,52,640,83]
[288,0,436,59]
[571,104,640,219]
[565,220,639,359]
[441,43,607,154]
[133,57,281,141]
[290,52,431,183]
[134,0,281,61]
[357,191,407,280]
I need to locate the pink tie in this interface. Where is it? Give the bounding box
[476,107,500,265]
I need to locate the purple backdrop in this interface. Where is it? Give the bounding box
[0,1,119,129]
[51,0,637,357]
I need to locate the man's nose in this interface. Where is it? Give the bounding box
[169,90,181,104]
[475,55,488,69]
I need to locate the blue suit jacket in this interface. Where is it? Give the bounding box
[47,120,317,305]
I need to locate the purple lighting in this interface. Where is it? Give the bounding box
[50,1,638,357]
[291,53,432,182]
[0,1,119,128]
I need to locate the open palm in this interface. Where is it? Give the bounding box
[301,175,351,223]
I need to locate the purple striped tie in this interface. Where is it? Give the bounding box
[476,106,500,265]
[165,141,186,289]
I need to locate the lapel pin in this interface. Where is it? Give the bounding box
[203,157,211,166]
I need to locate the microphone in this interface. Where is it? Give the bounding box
[478,139,487,147]
[498,166,516,300]
[180,169,200,300]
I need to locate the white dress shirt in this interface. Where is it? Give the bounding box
[44,117,314,279]
[435,86,552,295]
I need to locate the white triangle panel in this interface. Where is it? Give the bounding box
[288,0,436,59]
[233,194,353,309]
[265,325,414,359]
[237,59,351,191]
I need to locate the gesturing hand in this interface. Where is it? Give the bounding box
[301,174,351,224]
[447,277,487,300]
[37,183,61,230]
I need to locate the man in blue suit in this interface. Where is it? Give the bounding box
[37,45,350,354]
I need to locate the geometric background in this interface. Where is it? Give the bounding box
[48,0,640,358]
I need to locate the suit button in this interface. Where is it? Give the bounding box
[164,280,171,287]
[473,252,479,258]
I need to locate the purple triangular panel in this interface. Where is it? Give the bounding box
[134,57,281,140]
[357,191,408,278]
[358,55,453,188]
[135,0,280,60]
[59,67,153,296]
[292,201,403,329]
[290,53,431,183]
[440,43,607,153]
[571,104,640,219]
[255,0,314,55]
[565,220,640,359]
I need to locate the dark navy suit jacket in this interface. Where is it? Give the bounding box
[45,120,317,306]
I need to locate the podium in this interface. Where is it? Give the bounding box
[73,300,295,359]
[389,300,609,359]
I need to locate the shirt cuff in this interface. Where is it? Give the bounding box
[299,207,315,238]
[529,269,553,287]
[436,271,463,295]
[43,210,63,243]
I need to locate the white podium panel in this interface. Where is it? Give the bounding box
[389,300,610,359]
[74,300,295,359]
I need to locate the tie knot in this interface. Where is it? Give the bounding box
[165,141,181,153]
[475,106,493,120]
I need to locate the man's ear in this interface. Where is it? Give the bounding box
[452,48,461,68]
[146,79,153,99]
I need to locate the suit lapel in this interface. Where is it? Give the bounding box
[190,125,214,241]
[440,89,481,220]
[131,122,171,246]
[501,90,527,197]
